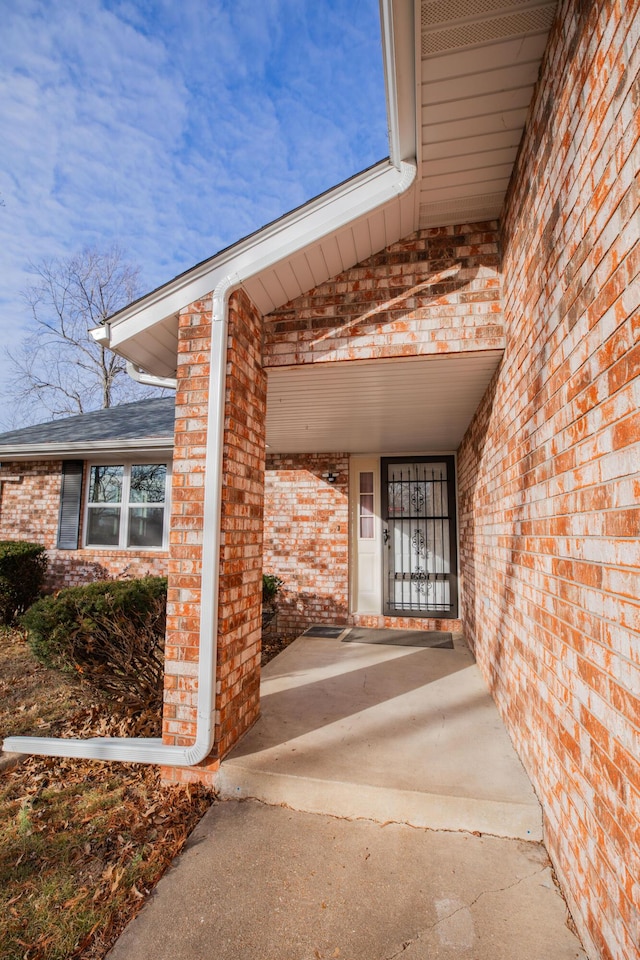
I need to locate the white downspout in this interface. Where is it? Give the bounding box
[3,278,233,766]
[3,163,417,765]
[4,3,417,765]
[3,163,416,767]
[126,361,177,391]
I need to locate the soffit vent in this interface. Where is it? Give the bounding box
[421,4,556,56]
[422,0,546,27]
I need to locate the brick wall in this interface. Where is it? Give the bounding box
[263,224,503,366]
[0,460,168,588]
[264,453,349,634]
[457,2,639,958]
[162,289,266,784]
[351,612,462,632]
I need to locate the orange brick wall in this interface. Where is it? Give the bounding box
[0,460,168,588]
[162,289,266,784]
[264,453,350,634]
[263,224,503,366]
[457,2,639,958]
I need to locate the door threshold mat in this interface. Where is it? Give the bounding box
[343,628,453,648]
[301,625,348,639]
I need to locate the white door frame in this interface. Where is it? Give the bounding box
[349,456,383,615]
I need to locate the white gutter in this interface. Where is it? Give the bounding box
[380,0,402,168]
[0,438,173,461]
[126,361,177,391]
[3,159,416,767]
[4,2,417,768]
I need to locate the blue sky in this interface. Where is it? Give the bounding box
[0,0,388,409]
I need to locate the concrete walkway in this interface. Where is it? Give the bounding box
[108,632,586,960]
[109,800,585,960]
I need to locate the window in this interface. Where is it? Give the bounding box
[85,462,169,549]
[359,471,375,539]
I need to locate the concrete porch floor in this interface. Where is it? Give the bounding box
[217,631,542,841]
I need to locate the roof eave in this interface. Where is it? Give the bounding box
[0,437,174,462]
[102,161,415,351]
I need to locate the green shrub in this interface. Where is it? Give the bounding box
[262,574,284,605]
[0,541,48,625]
[22,576,167,709]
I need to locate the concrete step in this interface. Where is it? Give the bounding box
[217,635,543,841]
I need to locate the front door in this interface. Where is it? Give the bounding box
[381,457,458,619]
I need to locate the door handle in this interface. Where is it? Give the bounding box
[383,528,390,545]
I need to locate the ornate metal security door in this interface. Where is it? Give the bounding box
[381,457,458,618]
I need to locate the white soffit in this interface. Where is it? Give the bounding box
[106,165,418,380]
[265,351,503,454]
[242,185,416,316]
[419,0,557,227]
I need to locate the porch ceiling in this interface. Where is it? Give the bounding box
[265,351,502,454]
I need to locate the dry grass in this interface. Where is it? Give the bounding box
[0,757,211,960]
[261,630,297,666]
[0,631,212,960]
[0,629,90,739]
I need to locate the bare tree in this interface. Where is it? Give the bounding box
[7,246,166,426]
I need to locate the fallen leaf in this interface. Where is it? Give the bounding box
[63,889,88,909]
[110,868,125,893]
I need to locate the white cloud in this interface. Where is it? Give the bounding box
[0,0,387,419]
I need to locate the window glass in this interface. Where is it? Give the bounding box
[360,472,373,494]
[359,471,375,539]
[89,465,123,503]
[128,507,165,547]
[87,507,121,546]
[130,464,167,503]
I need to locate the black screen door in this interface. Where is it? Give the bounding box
[382,457,458,619]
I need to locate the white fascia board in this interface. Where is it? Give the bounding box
[0,438,173,461]
[106,159,415,351]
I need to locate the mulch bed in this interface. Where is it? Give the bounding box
[261,630,297,666]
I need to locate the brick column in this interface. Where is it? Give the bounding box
[216,291,267,757]
[162,289,266,785]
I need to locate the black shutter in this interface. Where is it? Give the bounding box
[57,460,84,549]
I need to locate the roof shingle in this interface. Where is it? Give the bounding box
[0,398,175,449]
